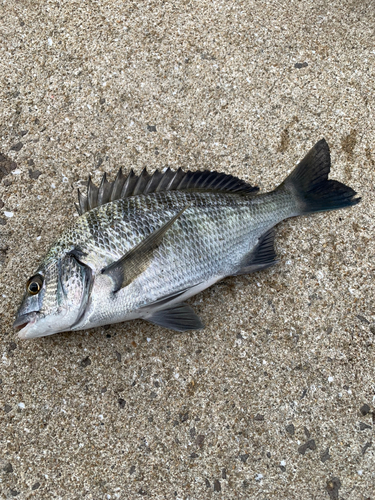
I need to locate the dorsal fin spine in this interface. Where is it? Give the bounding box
[76,167,259,215]
[165,169,178,190]
[133,168,148,196]
[77,189,87,215]
[110,168,124,202]
[120,169,135,198]
[88,176,99,211]
[97,172,107,206]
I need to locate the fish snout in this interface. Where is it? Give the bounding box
[13,312,38,339]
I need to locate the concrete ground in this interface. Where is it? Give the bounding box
[1,0,374,498]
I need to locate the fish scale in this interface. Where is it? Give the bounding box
[62,189,293,329]
[56,189,286,277]
[14,139,360,338]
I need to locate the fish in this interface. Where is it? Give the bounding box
[14,139,360,339]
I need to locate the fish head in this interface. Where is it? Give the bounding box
[14,252,92,339]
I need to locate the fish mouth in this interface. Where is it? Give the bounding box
[13,312,38,339]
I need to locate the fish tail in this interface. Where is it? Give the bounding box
[277,138,360,215]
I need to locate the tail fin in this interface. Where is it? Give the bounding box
[278,138,360,215]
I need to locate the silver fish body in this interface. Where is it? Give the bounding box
[14,139,360,339]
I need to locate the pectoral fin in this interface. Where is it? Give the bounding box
[146,303,204,332]
[102,206,188,292]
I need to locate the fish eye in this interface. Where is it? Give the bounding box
[26,275,43,295]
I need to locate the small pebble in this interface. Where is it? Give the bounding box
[3,463,13,473]
[359,422,372,431]
[10,143,23,152]
[29,169,42,179]
[360,403,370,416]
[285,424,295,435]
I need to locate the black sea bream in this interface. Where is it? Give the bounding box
[14,139,360,339]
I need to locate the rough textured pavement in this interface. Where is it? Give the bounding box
[1,1,374,498]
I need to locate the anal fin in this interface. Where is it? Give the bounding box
[146,303,204,332]
[236,229,278,275]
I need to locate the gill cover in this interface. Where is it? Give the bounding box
[61,251,93,329]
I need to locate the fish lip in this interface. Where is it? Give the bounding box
[13,312,38,339]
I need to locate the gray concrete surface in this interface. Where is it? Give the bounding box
[1,0,374,498]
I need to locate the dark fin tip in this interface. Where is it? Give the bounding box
[146,303,204,332]
[236,229,278,275]
[77,168,258,215]
[281,138,361,214]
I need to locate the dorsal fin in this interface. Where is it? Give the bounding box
[75,168,259,215]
